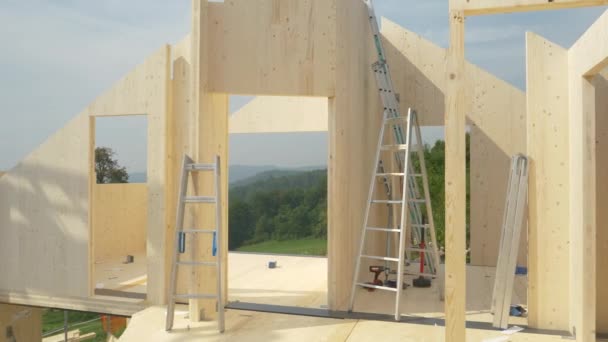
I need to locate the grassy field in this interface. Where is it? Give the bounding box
[236,238,327,256]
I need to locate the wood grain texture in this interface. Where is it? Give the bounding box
[453,0,608,16]
[187,0,230,320]
[208,0,335,96]
[0,112,91,297]
[93,184,147,261]
[230,96,328,133]
[87,45,171,305]
[525,32,570,331]
[444,9,467,342]
[328,0,381,311]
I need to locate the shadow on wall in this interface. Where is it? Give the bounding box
[594,72,608,333]
[0,160,89,297]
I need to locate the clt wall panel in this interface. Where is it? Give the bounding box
[208,1,335,96]
[526,32,570,331]
[382,19,527,266]
[328,0,383,311]
[93,184,147,261]
[0,112,91,297]
[230,96,328,133]
[88,46,171,305]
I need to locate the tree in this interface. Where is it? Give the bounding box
[95,147,129,184]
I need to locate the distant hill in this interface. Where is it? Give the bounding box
[230,169,327,202]
[229,165,278,184]
[128,165,326,186]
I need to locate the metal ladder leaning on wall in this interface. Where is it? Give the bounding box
[491,154,529,329]
[166,154,224,333]
[348,0,441,321]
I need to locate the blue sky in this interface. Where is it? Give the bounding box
[0,1,605,172]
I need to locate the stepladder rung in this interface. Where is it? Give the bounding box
[185,163,215,171]
[371,200,402,204]
[177,261,217,266]
[380,144,408,151]
[168,154,224,333]
[181,229,216,234]
[174,293,217,300]
[376,172,404,177]
[350,0,441,321]
[184,196,216,203]
[366,227,401,233]
[356,283,398,292]
[411,224,430,229]
[361,255,399,262]
[409,199,426,203]
[404,272,436,278]
[384,116,407,123]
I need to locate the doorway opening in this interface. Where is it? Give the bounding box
[227,95,329,311]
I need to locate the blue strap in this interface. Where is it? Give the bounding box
[212,232,217,257]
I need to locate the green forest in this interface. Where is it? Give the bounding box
[229,136,470,255]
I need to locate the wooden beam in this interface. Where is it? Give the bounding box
[453,0,608,16]
[525,32,571,331]
[229,96,328,134]
[444,9,467,342]
[570,10,608,77]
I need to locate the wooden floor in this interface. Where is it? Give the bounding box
[112,253,565,341]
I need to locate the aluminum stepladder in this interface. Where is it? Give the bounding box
[348,0,442,321]
[166,154,224,333]
[491,154,529,329]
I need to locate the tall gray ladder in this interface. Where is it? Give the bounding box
[348,0,441,321]
[166,154,224,333]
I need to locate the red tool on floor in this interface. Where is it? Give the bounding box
[365,266,384,291]
[413,234,432,288]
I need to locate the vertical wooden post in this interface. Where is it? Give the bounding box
[444,8,466,342]
[189,0,229,321]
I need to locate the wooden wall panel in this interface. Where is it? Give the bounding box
[88,46,171,305]
[0,112,91,297]
[93,184,147,261]
[382,19,527,267]
[208,1,335,96]
[0,304,42,342]
[568,11,608,340]
[185,1,230,320]
[526,32,570,331]
[595,70,608,334]
[328,0,382,311]
[230,96,328,133]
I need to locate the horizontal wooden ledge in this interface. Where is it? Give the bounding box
[456,0,608,16]
[0,290,146,317]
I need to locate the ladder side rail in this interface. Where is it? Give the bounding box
[364,0,388,64]
[491,156,520,326]
[214,155,225,333]
[348,110,390,312]
[496,156,529,329]
[166,154,191,331]
[413,113,441,274]
[394,109,415,321]
[491,156,517,314]
[494,156,522,327]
